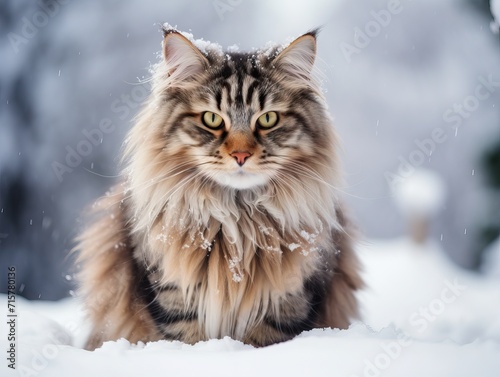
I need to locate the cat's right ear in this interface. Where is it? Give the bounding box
[162,28,208,82]
[273,30,317,78]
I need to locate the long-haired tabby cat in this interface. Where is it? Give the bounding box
[76,25,363,350]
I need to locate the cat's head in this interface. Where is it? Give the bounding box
[126,26,338,195]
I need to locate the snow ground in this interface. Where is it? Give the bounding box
[2,239,500,377]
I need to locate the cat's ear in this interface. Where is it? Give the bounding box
[273,30,317,79]
[162,28,208,82]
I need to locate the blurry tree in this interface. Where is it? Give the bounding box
[476,137,500,266]
[469,0,492,12]
[0,1,76,300]
[472,0,500,267]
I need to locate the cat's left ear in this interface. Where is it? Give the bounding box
[162,26,209,83]
[273,30,317,77]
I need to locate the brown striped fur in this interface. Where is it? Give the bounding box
[76,26,363,350]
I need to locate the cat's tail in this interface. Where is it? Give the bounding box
[74,184,159,350]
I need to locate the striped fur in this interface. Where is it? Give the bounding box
[76,27,363,350]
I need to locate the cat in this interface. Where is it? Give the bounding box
[76,25,363,350]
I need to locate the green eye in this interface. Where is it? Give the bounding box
[202,111,224,129]
[257,111,279,129]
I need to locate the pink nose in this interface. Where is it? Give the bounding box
[230,151,252,166]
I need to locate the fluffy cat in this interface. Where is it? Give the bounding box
[76,25,363,350]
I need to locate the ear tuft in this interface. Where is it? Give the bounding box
[274,31,318,79]
[162,28,208,83]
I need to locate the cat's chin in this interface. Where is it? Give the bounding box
[212,172,269,190]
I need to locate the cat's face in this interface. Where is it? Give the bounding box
[152,28,334,191]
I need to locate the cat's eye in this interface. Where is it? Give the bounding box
[257,111,279,129]
[202,111,224,129]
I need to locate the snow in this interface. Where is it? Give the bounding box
[358,238,500,344]
[162,22,224,56]
[3,238,500,377]
[228,256,243,282]
[227,44,240,53]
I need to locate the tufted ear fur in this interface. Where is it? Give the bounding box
[162,27,209,83]
[273,31,317,81]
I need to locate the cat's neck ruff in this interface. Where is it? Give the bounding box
[131,173,339,261]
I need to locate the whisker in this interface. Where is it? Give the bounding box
[100,161,213,211]
[273,172,330,213]
[266,157,377,201]
[83,168,122,179]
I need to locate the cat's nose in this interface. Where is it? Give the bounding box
[230,151,252,166]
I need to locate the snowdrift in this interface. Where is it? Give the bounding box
[2,239,500,377]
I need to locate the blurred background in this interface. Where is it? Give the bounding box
[1,0,499,300]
